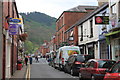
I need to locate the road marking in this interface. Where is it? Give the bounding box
[26,64,30,80]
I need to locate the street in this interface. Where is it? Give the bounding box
[30,58,79,80]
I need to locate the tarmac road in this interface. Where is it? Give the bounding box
[30,58,79,80]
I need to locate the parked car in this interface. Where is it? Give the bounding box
[54,46,81,70]
[104,60,120,80]
[79,59,116,80]
[64,54,85,76]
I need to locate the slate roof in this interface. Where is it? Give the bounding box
[56,5,98,22]
[67,5,98,12]
[65,3,109,33]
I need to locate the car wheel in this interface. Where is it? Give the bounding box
[79,73,83,80]
[91,75,95,80]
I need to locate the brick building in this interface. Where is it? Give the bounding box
[56,6,97,49]
[1,0,23,79]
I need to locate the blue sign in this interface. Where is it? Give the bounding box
[9,18,22,24]
[9,24,18,35]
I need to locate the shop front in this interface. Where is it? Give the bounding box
[105,30,120,61]
[111,38,120,61]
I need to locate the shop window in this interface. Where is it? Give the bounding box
[114,39,120,61]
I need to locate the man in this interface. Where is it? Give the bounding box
[25,56,28,66]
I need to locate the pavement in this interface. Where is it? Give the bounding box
[10,64,29,80]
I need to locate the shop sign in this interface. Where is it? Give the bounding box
[9,18,22,24]
[95,16,109,25]
[9,24,19,35]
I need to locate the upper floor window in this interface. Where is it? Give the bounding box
[80,25,83,41]
[110,3,117,15]
[90,20,93,38]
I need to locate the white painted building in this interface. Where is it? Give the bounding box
[105,0,120,61]
[77,3,109,59]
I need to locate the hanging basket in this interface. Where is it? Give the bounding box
[19,33,28,41]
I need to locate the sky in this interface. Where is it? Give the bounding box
[15,0,98,18]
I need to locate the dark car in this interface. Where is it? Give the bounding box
[79,59,116,80]
[64,54,86,76]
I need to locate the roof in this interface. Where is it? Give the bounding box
[65,3,109,33]
[67,5,97,12]
[56,5,98,22]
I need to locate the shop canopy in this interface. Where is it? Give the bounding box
[105,30,120,44]
[105,30,120,37]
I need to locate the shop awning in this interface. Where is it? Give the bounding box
[105,30,120,37]
[105,30,120,44]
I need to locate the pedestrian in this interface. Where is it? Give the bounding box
[25,56,28,66]
[29,56,32,64]
[35,56,39,62]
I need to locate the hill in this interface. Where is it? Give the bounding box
[20,12,56,46]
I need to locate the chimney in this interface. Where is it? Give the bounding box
[97,0,108,6]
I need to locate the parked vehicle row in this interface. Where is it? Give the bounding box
[47,46,120,80]
[79,59,116,80]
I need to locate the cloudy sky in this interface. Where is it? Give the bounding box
[15,0,98,18]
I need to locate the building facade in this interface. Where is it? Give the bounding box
[75,3,109,59]
[56,6,97,49]
[2,0,24,79]
[105,0,120,61]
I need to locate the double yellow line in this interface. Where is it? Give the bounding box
[26,64,31,80]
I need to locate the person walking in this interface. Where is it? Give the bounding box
[25,56,28,66]
[29,56,33,64]
[35,56,39,62]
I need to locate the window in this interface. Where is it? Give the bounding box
[89,61,95,68]
[68,56,75,63]
[90,20,93,38]
[111,62,120,73]
[118,2,120,25]
[98,60,116,69]
[85,62,91,68]
[80,25,83,41]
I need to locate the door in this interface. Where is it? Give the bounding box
[105,61,120,80]
[86,61,96,79]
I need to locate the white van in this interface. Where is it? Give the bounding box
[54,46,80,70]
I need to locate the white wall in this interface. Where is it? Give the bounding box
[6,32,12,78]
[78,18,99,45]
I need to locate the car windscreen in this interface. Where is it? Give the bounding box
[76,55,85,62]
[98,60,116,69]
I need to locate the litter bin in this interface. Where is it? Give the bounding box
[17,60,22,70]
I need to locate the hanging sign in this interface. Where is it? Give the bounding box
[9,24,19,35]
[95,16,109,25]
[9,18,22,24]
